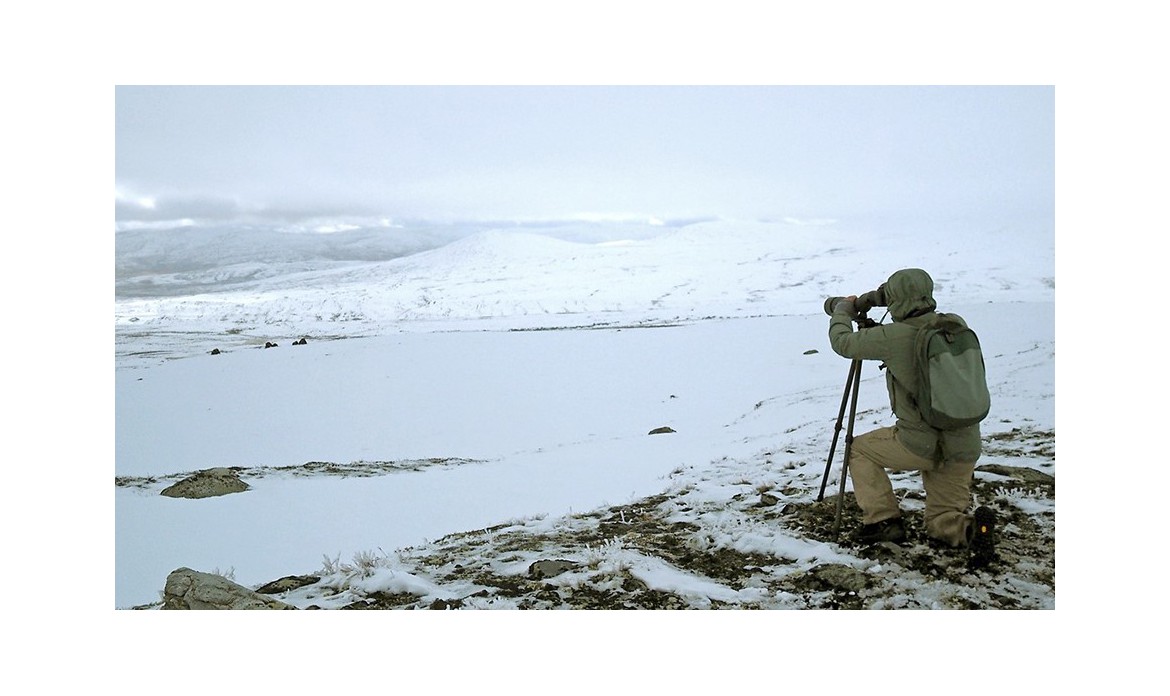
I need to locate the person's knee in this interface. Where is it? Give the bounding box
[850,428,887,459]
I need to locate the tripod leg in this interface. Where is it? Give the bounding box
[831,360,864,538]
[818,360,859,501]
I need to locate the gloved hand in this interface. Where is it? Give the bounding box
[824,295,857,316]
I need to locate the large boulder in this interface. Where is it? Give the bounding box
[163,568,296,610]
[160,467,249,499]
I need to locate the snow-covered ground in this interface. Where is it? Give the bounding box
[115,219,1055,610]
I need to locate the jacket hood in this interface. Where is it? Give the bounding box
[885,268,937,321]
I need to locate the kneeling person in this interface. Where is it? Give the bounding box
[827,268,995,568]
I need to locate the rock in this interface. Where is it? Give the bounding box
[648,426,676,435]
[163,568,297,610]
[528,559,578,579]
[255,574,321,594]
[160,467,250,499]
[758,492,780,507]
[807,564,869,593]
[264,342,278,348]
[293,338,308,345]
[803,349,819,355]
[210,348,221,355]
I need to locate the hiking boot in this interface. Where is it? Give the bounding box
[968,506,997,569]
[855,517,906,544]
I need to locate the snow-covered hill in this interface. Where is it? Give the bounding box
[114,219,1054,367]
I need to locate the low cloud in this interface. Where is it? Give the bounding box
[112,187,394,231]
[115,192,244,223]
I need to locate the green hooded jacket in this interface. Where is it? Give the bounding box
[828,268,982,463]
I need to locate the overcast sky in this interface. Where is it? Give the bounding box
[114,85,1053,230]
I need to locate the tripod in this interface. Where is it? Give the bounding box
[817,358,864,538]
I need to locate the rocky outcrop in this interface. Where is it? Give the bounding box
[163,568,296,610]
[160,467,250,499]
[648,426,676,435]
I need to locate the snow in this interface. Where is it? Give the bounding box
[622,552,746,605]
[114,219,1055,611]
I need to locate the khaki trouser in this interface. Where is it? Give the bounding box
[848,426,975,547]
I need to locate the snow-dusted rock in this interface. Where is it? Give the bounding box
[160,467,249,499]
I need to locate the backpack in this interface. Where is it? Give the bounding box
[907,313,991,430]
